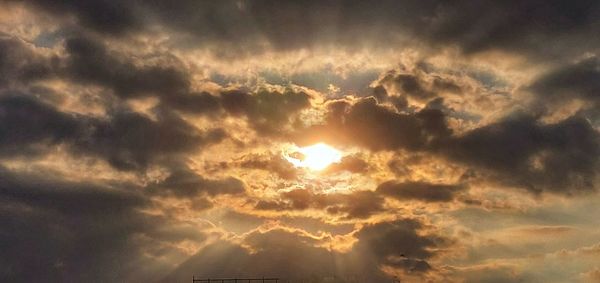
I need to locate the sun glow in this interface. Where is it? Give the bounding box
[284,143,342,171]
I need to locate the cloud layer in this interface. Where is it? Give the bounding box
[0,1,599,282]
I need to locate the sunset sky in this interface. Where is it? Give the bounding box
[1,1,599,282]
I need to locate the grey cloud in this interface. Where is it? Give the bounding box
[0,35,54,88]
[0,91,225,171]
[380,72,436,101]
[377,181,466,202]
[353,219,452,273]
[75,109,225,171]
[325,190,386,219]
[162,229,389,282]
[301,96,598,195]
[255,189,385,219]
[0,93,83,157]
[442,114,599,194]
[355,219,439,260]
[426,0,600,58]
[64,35,189,98]
[23,0,141,35]
[221,88,311,135]
[325,155,370,174]
[238,152,299,180]
[164,218,448,282]
[214,209,356,236]
[0,32,222,116]
[374,65,468,107]
[297,97,452,151]
[529,57,600,119]
[149,163,245,198]
[64,35,222,115]
[0,166,206,282]
[23,1,600,59]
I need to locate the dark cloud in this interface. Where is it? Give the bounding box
[442,114,599,194]
[164,218,449,282]
[324,191,385,219]
[529,56,600,108]
[256,189,385,219]
[214,210,266,235]
[64,35,188,98]
[163,229,390,282]
[24,0,140,35]
[0,35,54,88]
[301,95,598,195]
[297,97,452,151]
[374,65,467,108]
[23,0,600,59]
[426,0,600,58]
[353,219,451,273]
[282,189,315,210]
[0,91,225,171]
[0,93,83,157]
[377,181,465,202]
[63,35,222,115]
[238,152,299,180]
[0,166,206,282]
[221,88,311,135]
[325,155,370,174]
[75,109,225,171]
[149,164,245,198]
[379,72,436,101]
[216,210,356,236]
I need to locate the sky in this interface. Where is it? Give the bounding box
[0,1,599,282]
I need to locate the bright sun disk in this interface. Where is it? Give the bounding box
[284,143,342,171]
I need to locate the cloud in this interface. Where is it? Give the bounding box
[238,152,300,180]
[0,91,226,171]
[581,267,600,282]
[221,87,312,135]
[0,93,84,157]
[0,34,53,88]
[374,66,466,106]
[2,1,600,282]
[530,57,600,104]
[445,264,529,283]
[164,218,450,282]
[325,155,370,174]
[23,0,600,60]
[162,228,390,282]
[256,189,385,219]
[298,93,599,195]
[148,163,245,198]
[297,97,452,151]
[379,72,436,101]
[64,35,222,115]
[76,109,225,171]
[529,56,600,123]
[352,219,452,273]
[377,181,465,202]
[0,165,207,282]
[442,113,599,194]
[24,0,140,35]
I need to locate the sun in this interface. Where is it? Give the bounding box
[284,143,342,171]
